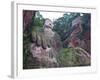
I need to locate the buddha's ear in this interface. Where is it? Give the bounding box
[36,33,41,47]
[41,35,47,49]
[31,31,37,42]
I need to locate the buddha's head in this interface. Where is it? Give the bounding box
[43,18,54,29]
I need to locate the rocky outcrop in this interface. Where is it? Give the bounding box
[67,16,91,66]
[69,16,90,54]
[23,10,36,32]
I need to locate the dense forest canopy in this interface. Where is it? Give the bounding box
[53,13,90,41]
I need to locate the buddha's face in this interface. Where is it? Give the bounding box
[43,19,54,29]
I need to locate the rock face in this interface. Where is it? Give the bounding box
[70,16,90,54]
[30,19,62,68]
[23,10,36,32]
[68,16,91,65]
